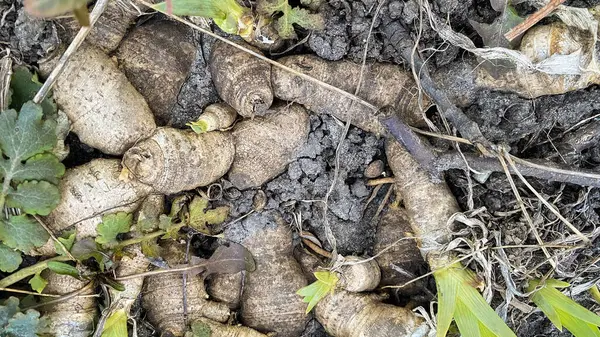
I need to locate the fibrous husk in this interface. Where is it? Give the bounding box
[209,41,273,118]
[143,240,231,336]
[39,44,156,155]
[228,103,310,190]
[207,272,244,309]
[271,54,428,135]
[40,272,97,337]
[337,256,381,292]
[186,317,268,337]
[116,20,196,125]
[122,128,235,194]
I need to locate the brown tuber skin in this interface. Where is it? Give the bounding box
[272,54,429,135]
[210,41,273,118]
[228,103,310,190]
[40,44,156,155]
[122,128,235,194]
[207,272,244,309]
[337,256,381,292]
[40,272,97,337]
[187,317,268,337]
[143,240,231,337]
[234,213,309,336]
[116,20,196,125]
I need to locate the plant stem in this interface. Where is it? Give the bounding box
[0,255,71,288]
[114,223,185,249]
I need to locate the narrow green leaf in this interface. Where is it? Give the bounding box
[296,271,338,314]
[558,308,600,337]
[458,283,516,337]
[47,261,80,278]
[28,273,47,293]
[101,309,128,337]
[434,269,459,337]
[531,291,562,330]
[6,180,61,216]
[153,0,223,17]
[539,285,600,326]
[454,301,481,337]
[0,215,49,252]
[0,243,22,273]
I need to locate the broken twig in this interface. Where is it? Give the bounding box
[505,0,567,41]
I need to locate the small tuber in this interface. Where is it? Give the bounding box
[188,102,238,134]
[210,41,273,118]
[39,44,156,155]
[336,256,381,292]
[122,128,235,194]
[187,317,268,337]
[228,103,310,190]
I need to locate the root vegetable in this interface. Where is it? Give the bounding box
[187,317,268,337]
[210,41,273,118]
[228,103,309,190]
[122,128,235,194]
[189,103,238,134]
[143,240,231,336]
[40,272,97,337]
[40,44,156,155]
[233,212,309,336]
[271,54,428,135]
[373,205,425,290]
[116,20,196,125]
[207,272,243,309]
[337,256,380,292]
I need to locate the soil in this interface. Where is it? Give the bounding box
[3,0,600,336]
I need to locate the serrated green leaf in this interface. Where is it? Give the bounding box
[9,153,65,184]
[158,214,173,230]
[141,240,161,258]
[0,215,49,252]
[28,273,47,294]
[47,261,80,278]
[101,308,128,337]
[4,309,44,337]
[6,180,61,215]
[188,196,229,235]
[54,231,76,256]
[9,66,56,116]
[96,212,133,248]
[297,270,338,313]
[0,243,22,273]
[0,297,20,327]
[259,0,323,39]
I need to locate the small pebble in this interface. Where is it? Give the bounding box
[364,159,385,178]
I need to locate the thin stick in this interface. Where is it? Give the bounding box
[0,287,64,297]
[302,239,332,259]
[0,255,71,288]
[114,263,208,281]
[505,0,567,41]
[33,215,76,261]
[366,177,396,186]
[33,0,110,103]
[24,281,96,311]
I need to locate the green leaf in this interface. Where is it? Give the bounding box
[558,308,600,337]
[153,0,223,17]
[47,261,80,278]
[258,0,323,39]
[188,196,229,235]
[4,309,44,337]
[0,243,22,273]
[28,273,47,293]
[0,297,20,327]
[434,267,459,337]
[454,300,481,337]
[0,215,49,252]
[71,238,107,271]
[101,309,128,337]
[296,270,338,313]
[24,0,90,18]
[141,239,161,258]
[190,320,213,337]
[9,66,56,116]
[6,180,61,215]
[96,212,133,248]
[54,231,76,256]
[8,153,65,185]
[469,5,524,49]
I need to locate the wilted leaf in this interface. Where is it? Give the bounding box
[204,242,255,275]
[24,0,90,18]
[141,239,161,258]
[54,230,76,256]
[101,309,128,337]
[96,212,133,248]
[6,180,61,216]
[297,270,338,313]
[47,261,80,278]
[9,66,56,116]
[258,0,323,39]
[188,196,229,235]
[28,273,47,293]
[0,243,22,273]
[0,215,49,252]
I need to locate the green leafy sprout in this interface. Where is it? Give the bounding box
[257,0,324,39]
[0,297,48,337]
[528,278,600,337]
[434,262,516,337]
[297,270,339,314]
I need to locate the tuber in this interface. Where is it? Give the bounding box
[40,271,97,337]
[336,256,381,292]
[271,54,429,134]
[210,41,273,118]
[122,128,235,194]
[143,240,231,336]
[187,317,268,337]
[188,102,238,134]
[228,103,310,190]
[207,271,244,309]
[116,20,196,125]
[228,212,309,336]
[39,44,156,155]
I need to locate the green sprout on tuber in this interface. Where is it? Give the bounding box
[297,270,339,313]
[528,278,600,337]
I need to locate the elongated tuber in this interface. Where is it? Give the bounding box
[40,44,156,155]
[337,256,381,292]
[187,317,268,337]
[229,212,309,336]
[143,240,231,336]
[189,102,238,134]
[210,41,273,117]
[116,20,196,125]
[122,128,235,194]
[271,54,428,134]
[228,103,309,190]
[40,272,97,337]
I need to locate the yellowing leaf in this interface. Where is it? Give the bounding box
[188,196,229,235]
[28,273,47,293]
[297,270,338,314]
[96,212,132,248]
[101,308,128,337]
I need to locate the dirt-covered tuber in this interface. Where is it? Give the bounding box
[116,20,196,125]
[228,103,309,190]
[40,44,156,155]
[187,317,268,337]
[207,272,244,309]
[143,240,231,336]
[272,54,428,134]
[210,41,273,118]
[122,128,235,194]
[337,256,381,292]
